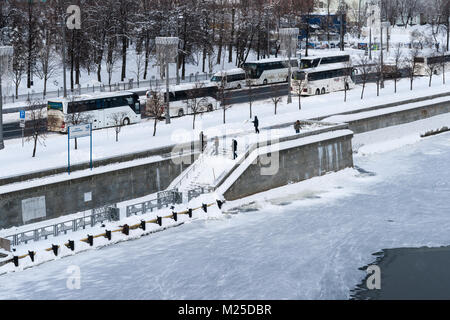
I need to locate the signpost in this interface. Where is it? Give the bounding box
[68,124,93,175]
[20,110,26,147]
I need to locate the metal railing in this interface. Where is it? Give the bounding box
[5,205,118,247]
[126,189,183,218]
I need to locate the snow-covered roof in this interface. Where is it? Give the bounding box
[298,62,350,73]
[48,91,139,103]
[245,57,297,64]
[213,68,245,77]
[301,51,350,60]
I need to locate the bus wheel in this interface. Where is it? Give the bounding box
[123,118,130,126]
[321,88,326,95]
[263,79,268,85]
[178,109,185,117]
[315,89,321,95]
[236,84,241,89]
[207,104,213,112]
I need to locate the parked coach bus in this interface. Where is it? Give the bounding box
[291,63,355,96]
[47,92,141,133]
[145,82,219,118]
[211,68,246,89]
[243,57,299,86]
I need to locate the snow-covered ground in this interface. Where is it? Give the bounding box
[1,72,449,181]
[0,122,449,299]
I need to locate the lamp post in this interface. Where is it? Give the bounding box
[0,46,13,151]
[155,37,179,124]
[279,28,299,104]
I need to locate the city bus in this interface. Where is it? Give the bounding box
[47,91,141,133]
[414,52,450,76]
[242,57,299,86]
[291,63,355,96]
[299,52,351,69]
[211,68,246,89]
[145,82,219,118]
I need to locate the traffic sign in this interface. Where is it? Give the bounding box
[19,110,25,119]
[19,120,25,128]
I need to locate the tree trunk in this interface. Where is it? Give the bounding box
[32,136,37,158]
[121,36,127,81]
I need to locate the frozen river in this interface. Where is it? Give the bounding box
[1,132,450,300]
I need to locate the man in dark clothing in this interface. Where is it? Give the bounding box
[232,139,238,159]
[252,116,260,134]
[294,120,301,134]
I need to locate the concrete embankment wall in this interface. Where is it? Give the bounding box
[0,153,194,229]
[221,130,354,201]
[344,99,450,134]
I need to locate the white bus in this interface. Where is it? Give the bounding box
[291,63,355,96]
[47,92,141,133]
[414,53,450,76]
[146,82,219,118]
[211,68,246,89]
[299,52,351,69]
[242,57,299,86]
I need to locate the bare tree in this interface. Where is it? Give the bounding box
[343,60,353,102]
[217,77,232,124]
[357,55,373,99]
[407,46,421,91]
[292,71,306,110]
[426,52,440,87]
[133,49,146,87]
[392,44,403,93]
[109,112,128,142]
[145,89,165,137]
[26,100,47,158]
[246,73,255,118]
[35,46,59,97]
[184,82,209,130]
[271,84,283,115]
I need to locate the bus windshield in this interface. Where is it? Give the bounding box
[211,76,223,82]
[300,59,320,69]
[293,71,306,81]
[243,63,261,79]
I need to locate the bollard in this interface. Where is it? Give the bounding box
[217,200,224,209]
[13,256,19,267]
[122,224,130,236]
[67,240,75,251]
[87,235,94,247]
[188,208,193,218]
[28,251,35,262]
[172,212,178,222]
[105,230,112,241]
[156,217,162,227]
[52,245,59,257]
[202,204,208,213]
[140,220,146,231]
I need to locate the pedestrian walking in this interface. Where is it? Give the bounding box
[294,120,301,134]
[232,139,238,160]
[252,116,260,134]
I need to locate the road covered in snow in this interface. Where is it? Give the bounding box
[1,125,449,299]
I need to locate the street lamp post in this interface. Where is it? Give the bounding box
[155,37,179,125]
[279,28,299,105]
[0,46,13,151]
